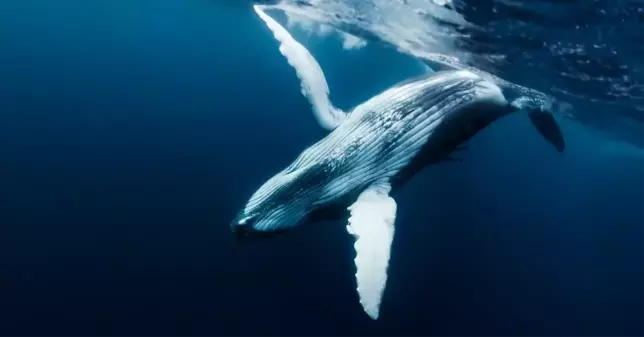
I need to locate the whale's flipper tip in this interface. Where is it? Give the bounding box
[528,109,565,152]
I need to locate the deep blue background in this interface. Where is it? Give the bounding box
[1,1,642,335]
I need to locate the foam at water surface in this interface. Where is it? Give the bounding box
[260,0,644,148]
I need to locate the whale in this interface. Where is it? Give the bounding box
[231,5,566,320]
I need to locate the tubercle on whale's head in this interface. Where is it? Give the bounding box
[231,163,326,241]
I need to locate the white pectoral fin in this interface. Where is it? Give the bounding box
[253,5,346,130]
[346,182,397,320]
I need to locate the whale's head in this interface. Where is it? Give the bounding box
[231,162,332,240]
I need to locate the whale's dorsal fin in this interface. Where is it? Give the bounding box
[254,5,346,130]
[346,181,397,320]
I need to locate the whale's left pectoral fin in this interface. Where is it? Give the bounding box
[346,181,397,320]
[253,5,347,130]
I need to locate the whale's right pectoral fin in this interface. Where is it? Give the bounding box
[346,181,397,320]
[254,5,347,130]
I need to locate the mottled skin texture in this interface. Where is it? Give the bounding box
[232,70,513,239]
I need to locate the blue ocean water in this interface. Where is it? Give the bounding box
[0,0,642,335]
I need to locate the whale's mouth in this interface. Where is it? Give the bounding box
[232,224,289,243]
[231,213,291,243]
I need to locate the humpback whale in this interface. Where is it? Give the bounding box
[232,5,566,320]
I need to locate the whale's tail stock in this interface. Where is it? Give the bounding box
[417,52,568,153]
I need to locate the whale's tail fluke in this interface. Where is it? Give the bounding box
[253,5,346,130]
[528,109,565,152]
[511,97,566,152]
